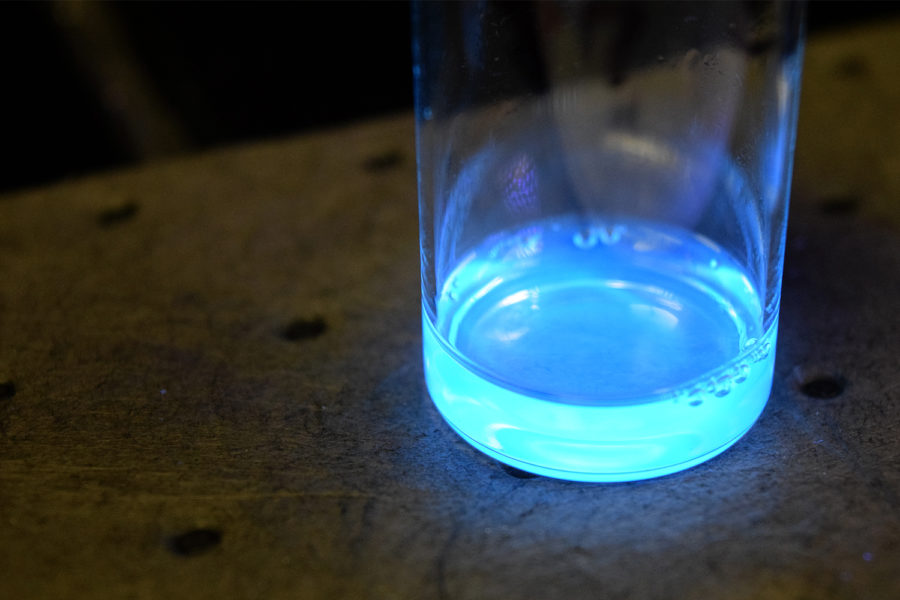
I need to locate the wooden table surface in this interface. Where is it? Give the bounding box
[2,19,899,600]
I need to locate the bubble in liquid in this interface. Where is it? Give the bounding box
[573,227,600,249]
[751,341,772,363]
[744,337,758,349]
[599,224,624,245]
[714,374,733,397]
[683,385,705,407]
[709,259,719,269]
[734,364,750,384]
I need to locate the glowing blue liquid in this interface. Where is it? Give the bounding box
[423,216,776,481]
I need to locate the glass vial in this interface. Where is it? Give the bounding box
[413,1,804,481]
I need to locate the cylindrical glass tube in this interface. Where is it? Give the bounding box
[413,1,804,481]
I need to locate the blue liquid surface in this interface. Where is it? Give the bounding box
[423,216,776,481]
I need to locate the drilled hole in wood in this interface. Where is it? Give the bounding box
[167,529,222,556]
[818,195,860,216]
[800,375,846,399]
[363,150,403,172]
[281,316,328,341]
[0,381,15,399]
[97,202,140,227]
[834,55,868,79]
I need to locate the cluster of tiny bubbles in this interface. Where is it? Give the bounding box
[677,335,767,407]
[684,362,752,406]
[745,338,772,364]
[573,223,625,249]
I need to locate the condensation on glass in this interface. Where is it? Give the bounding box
[413,1,804,481]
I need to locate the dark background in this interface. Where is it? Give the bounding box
[1,1,897,194]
